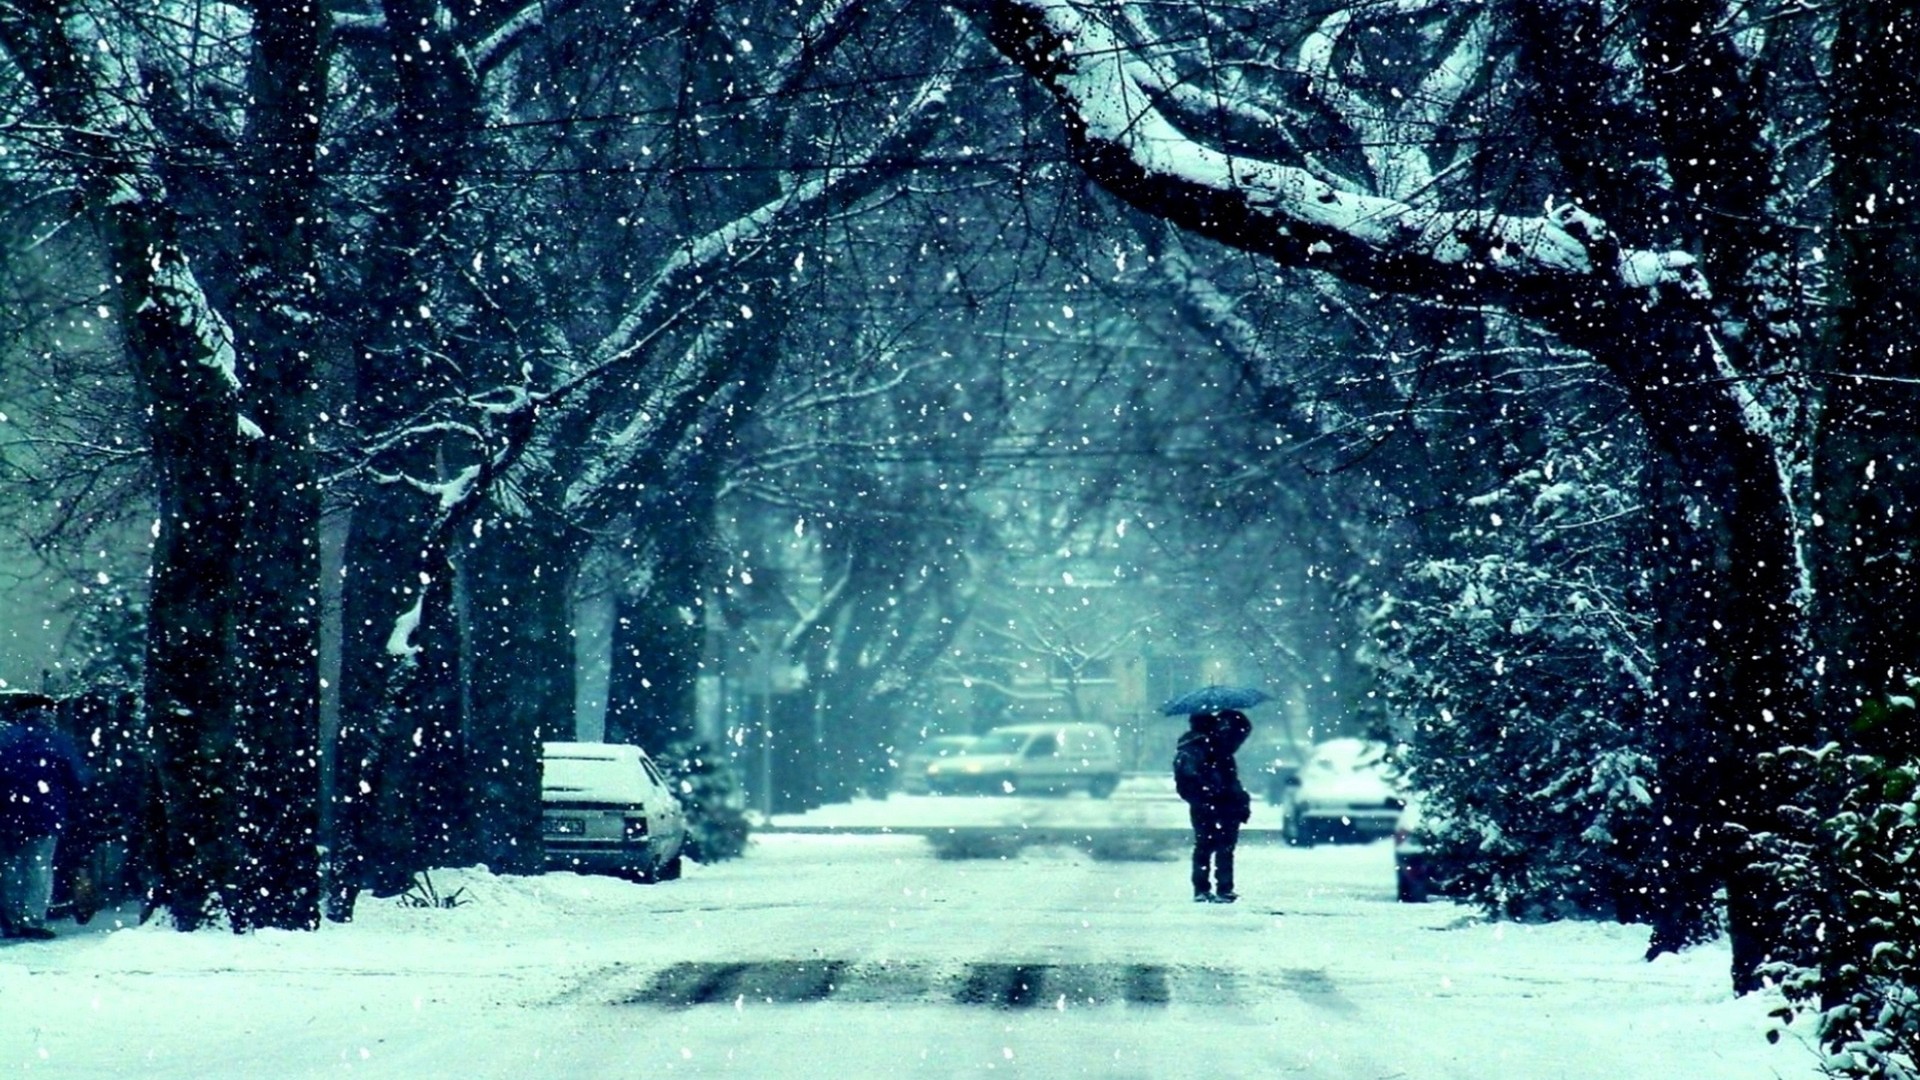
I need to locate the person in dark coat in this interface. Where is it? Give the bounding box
[1173,708,1254,903]
[0,694,89,940]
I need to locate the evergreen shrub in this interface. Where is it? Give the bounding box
[658,739,752,863]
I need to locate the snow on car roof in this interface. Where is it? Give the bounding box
[544,741,640,760]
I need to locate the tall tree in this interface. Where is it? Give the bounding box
[0,0,330,929]
[1819,0,1920,757]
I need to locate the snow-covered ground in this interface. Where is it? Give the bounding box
[2,791,1819,1079]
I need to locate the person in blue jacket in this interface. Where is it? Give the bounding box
[1173,709,1254,903]
[0,693,89,940]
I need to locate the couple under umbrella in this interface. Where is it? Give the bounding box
[1166,686,1266,904]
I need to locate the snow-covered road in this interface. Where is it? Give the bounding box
[1,827,1815,1079]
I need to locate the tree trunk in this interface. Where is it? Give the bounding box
[463,518,578,872]
[333,502,452,906]
[605,528,712,751]
[599,299,794,752]
[218,0,330,933]
[329,0,487,912]
[143,385,246,930]
[1817,0,1920,751]
[1802,0,1920,1017]
[0,0,219,933]
[331,518,471,911]
[0,0,330,929]
[1637,452,1725,959]
[1564,307,1813,990]
[1507,0,1823,988]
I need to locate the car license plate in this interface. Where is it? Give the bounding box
[543,816,584,836]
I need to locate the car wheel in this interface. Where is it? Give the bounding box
[1397,866,1427,903]
[1087,775,1118,799]
[656,855,684,882]
[1290,816,1317,848]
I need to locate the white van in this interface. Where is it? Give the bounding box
[541,741,687,882]
[923,722,1123,798]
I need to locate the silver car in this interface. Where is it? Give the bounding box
[541,741,687,882]
[1278,737,1405,846]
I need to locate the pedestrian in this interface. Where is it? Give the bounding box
[0,692,89,940]
[1173,708,1253,903]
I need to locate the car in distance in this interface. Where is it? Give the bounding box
[1277,736,1405,846]
[896,734,981,794]
[923,722,1122,798]
[541,741,687,882]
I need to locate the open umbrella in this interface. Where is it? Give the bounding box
[1160,684,1271,716]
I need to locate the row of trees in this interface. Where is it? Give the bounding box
[0,0,1262,918]
[973,0,1914,1069]
[0,0,986,922]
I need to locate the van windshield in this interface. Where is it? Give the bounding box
[968,731,1030,755]
[1065,729,1110,754]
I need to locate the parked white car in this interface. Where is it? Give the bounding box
[923,722,1122,798]
[541,741,687,882]
[1278,737,1405,846]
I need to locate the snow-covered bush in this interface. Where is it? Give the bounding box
[1373,446,1668,921]
[657,740,752,862]
[1761,740,1919,1080]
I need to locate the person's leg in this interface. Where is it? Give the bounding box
[1189,806,1217,897]
[13,835,58,935]
[0,836,33,935]
[1190,840,1213,897]
[1214,820,1242,898]
[0,834,43,933]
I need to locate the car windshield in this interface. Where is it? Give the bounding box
[1310,739,1386,773]
[917,737,975,757]
[1060,730,1106,755]
[968,731,1029,755]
